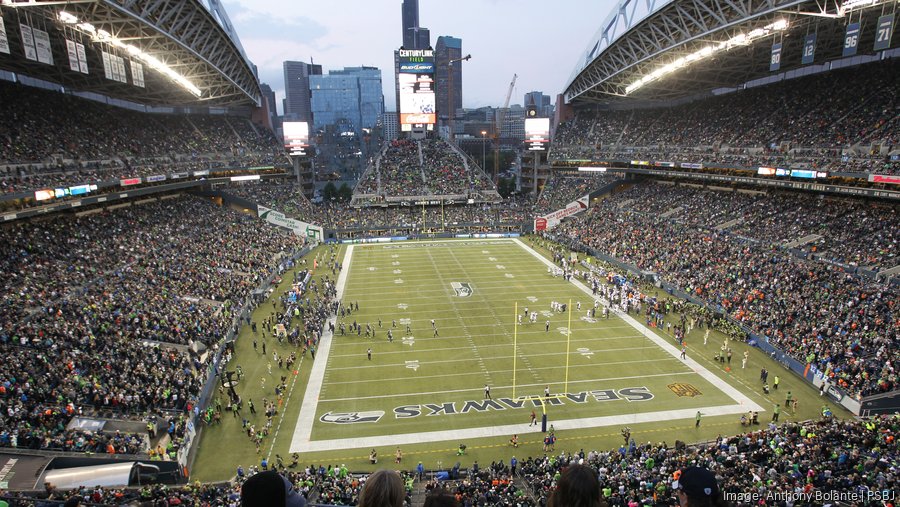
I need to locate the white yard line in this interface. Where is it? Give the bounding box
[320,357,682,386]
[327,333,649,356]
[324,346,664,370]
[289,245,355,453]
[344,280,575,292]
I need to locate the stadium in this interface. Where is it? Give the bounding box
[0,0,897,505]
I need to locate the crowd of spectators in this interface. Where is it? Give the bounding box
[429,459,533,506]
[535,173,619,214]
[523,415,899,507]
[0,196,304,455]
[224,179,531,231]
[551,58,900,175]
[0,465,300,506]
[353,138,498,198]
[4,415,896,506]
[374,139,425,196]
[0,423,147,455]
[420,140,470,195]
[550,181,898,397]
[0,80,280,165]
[0,79,286,197]
[226,178,529,231]
[593,182,899,271]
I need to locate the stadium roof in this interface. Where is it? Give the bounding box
[0,0,260,107]
[564,0,898,105]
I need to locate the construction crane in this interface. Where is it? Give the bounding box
[491,73,517,183]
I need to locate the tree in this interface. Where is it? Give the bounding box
[338,183,353,202]
[497,177,516,198]
[322,182,337,201]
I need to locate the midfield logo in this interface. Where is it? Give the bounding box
[320,411,385,424]
[451,282,473,297]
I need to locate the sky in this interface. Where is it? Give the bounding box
[224,0,616,114]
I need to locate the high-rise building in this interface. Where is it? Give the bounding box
[310,67,384,135]
[401,0,430,49]
[259,83,277,116]
[524,91,555,118]
[401,0,419,49]
[379,112,399,141]
[435,36,463,129]
[499,104,526,140]
[283,60,322,123]
[415,28,430,50]
[396,0,431,133]
[393,50,401,119]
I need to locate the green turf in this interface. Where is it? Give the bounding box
[315,240,732,439]
[191,238,847,482]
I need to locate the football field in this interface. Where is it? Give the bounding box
[289,238,762,453]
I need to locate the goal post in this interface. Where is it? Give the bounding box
[510,299,574,430]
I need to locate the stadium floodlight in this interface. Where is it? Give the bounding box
[56,11,202,98]
[625,19,789,95]
[58,11,78,24]
[839,0,882,15]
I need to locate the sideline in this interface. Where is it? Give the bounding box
[289,245,355,452]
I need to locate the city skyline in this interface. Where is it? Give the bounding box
[224,0,614,114]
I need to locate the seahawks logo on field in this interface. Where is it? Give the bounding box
[320,411,384,424]
[451,282,473,297]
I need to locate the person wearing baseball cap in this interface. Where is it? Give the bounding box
[672,467,728,506]
[241,470,307,507]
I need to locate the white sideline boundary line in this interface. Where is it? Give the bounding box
[510,238,763,413]
[289,245,355,453]
[289,239,762,454]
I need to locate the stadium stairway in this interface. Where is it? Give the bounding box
[223,117,244,142]
[409,478,429,506]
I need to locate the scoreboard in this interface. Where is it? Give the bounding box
[283,122,310,156]
[398,48,436,131]
[524,118,550,151]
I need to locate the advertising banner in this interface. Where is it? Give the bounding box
[19,23,36,61]
[869,174,900,185]
[66,39,79,72]
[258,205,323,240]
[536,195,590,230]
[32,27,53,65]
